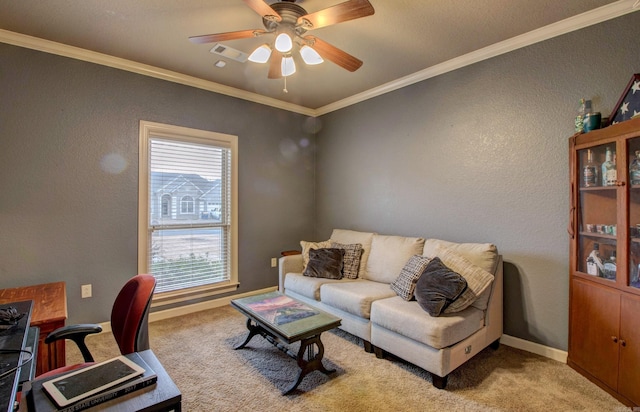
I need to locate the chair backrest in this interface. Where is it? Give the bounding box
[110,274,156,355]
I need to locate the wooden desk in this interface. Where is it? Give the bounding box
[0,282,67,375]
[0,300,34,412]
[21,349,182,412]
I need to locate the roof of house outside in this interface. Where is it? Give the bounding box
[151,172,221,201]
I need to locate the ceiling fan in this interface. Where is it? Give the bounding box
[189,0,375,79]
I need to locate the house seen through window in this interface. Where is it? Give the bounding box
[139,121,238,299]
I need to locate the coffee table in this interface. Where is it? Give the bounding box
[230,291,341,395]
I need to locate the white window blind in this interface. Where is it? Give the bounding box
[138,121,237,298]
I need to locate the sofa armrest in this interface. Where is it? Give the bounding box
[484,255,503,341]
[279,254,304,292]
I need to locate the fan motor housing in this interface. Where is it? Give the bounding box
[263,2,309,33]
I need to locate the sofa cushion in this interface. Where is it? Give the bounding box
[300,240,331,271]
[303,248,345,279]
[284,272,350,301]
[370,296,485,349]
[390,255,432,301]
[331,242,363,279]
[423,239,498,273]
[330,229,375,279]
[320,280,396,319]
[415,257,468,316]
[366,235,425,283]
[434,246,494,313]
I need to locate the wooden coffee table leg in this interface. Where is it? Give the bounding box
[282,334,334,395]
[235,318,262,350]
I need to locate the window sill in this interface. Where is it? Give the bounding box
[151,282,240,308]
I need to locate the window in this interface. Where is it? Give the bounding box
[161,195,171,217]
[180,196,194,214]
[139,121,238,303]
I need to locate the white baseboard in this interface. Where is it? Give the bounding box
[149,286,278,322]
[96,290,568,365]
[96,286,278,334]
[500,334,568,363]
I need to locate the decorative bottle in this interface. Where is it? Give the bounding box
[582,149,599,187]
[601,147,617,186]
[575,99,586,132]
[603,251,617,280]
[630,150,640,185]
[586,243,604,277]
[575,99,593,132]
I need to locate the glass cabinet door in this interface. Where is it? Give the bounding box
[628,138,640,289]
[577,144,618,281]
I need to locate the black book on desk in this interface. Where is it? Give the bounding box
[27,352,157,412]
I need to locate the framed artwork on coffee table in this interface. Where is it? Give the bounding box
[609,73,640,125]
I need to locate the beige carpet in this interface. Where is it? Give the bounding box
[66,305,624,411]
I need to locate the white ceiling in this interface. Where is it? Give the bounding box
[0,0,637,115]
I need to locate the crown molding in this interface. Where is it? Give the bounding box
[0,28,316,117]
[1,0,638,118]
[315,0,640,116]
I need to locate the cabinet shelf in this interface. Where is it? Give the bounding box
[579,185,618,191]
[579,232,617,241]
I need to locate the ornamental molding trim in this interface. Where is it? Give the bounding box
[0,0,638,117]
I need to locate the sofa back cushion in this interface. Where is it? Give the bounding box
[330,229,375,278]
[365,235,425,283]
[423,239,498,273]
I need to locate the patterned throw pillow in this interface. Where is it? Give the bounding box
[331,242,364,279]
[415,257,468,317]
[435,246,494,314]
[390,255,432,300]
[300,240,331,271]
[303,248,345,279]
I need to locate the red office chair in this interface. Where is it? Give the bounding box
[39,274,156,377]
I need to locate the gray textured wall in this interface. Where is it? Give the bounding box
[2,11,639,350]
[315,12,640,350]
[0,43,316,324]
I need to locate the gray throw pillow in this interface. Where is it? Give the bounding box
[415,257,468,317]
[303,248,345,279]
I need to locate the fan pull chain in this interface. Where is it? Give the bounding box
[283,76,288,93]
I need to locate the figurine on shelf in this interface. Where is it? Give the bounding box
[586,243,604,277]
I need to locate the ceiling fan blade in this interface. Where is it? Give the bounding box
[189,29,267,44]
[243,0,282,22]
[297,0,374,30]
[268,51,283,79]
[304,36,363,72]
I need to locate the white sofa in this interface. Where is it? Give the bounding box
[278,229,503,389]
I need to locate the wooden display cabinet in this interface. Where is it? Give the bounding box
[569,116,640,407]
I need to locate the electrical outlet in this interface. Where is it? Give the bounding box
[271,258,277,268]
[81,284,92,298]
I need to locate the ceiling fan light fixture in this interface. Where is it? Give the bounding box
[300,45,323,65]
[275,32,293,53]
[281,56,296,77]
[248,44,272,63]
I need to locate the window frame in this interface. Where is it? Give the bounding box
[138,120,238,306]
